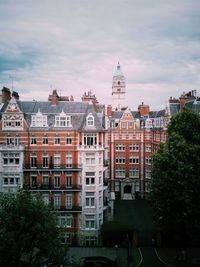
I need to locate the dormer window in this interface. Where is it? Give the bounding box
[145,118,152,128]
[31,110,48,127]
[55,111,71,127]
[87,114,94,127]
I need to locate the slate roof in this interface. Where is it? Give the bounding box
[111,109,166,121]
[185,100,200,113]
[149,109,166,118]
[169,99,200,117]
[111,111,123,119]
[0,100,105,131]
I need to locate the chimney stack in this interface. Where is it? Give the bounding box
[81,90,98,108]
[2,87,11,103]
[138,102,150,117]
[48,90,59,105]
[12,91,19,100]
[106,105,112,117]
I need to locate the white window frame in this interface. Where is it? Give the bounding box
[42,154,49,168]
[116,143,125,151]
[30,175,37,187]
[66,173,72,187]
[85,172,95,185]
[54,136,60,145]
[31,136,37,145]
[2,174,20,186]
[84,133,97,146]
[54,174,61,188]
[30,154,37,168]
[145,156,152,165]
[66,137,72,145]
[42,174,49,187]
[85,192,95,207]
[85,214,95,229]
[66,194,72,209]
[129,143,139,151]
[86,114,94,127]
[121,122,126,129]
[3,153,20,165]
[66,152,72,168]
[55,113,71,127]
[85,153,95,165]
[31,111,48,127]
[146,144,151,152]
[129,168,139,178]
[145,169,152,179]
[43,137,48,145]
[116,156,125,164]
[115,169,125,178]
[54,154,61,168]
[129,156,139,164]
[54,194,61,209]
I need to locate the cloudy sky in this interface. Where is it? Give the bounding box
[0,0,200,110]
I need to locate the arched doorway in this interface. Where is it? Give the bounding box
[124,185,132,194]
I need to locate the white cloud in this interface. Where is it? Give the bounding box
[0,0,200,110]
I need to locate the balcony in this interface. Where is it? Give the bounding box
[79,144,104,151]
[23,164,82,172]
[26,184,82,191]
[54,205,82,212]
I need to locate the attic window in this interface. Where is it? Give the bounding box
[55,111,71,127]
[87,114,94,127]
[31,111,48,127]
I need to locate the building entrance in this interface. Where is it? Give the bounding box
[124,185,132,194]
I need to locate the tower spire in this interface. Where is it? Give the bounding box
[112,63,126,110]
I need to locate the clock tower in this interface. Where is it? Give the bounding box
[112,62,126,110]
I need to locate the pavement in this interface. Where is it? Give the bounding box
[139,247,169,267]
[68,247,129,267]
[68,246,169,267]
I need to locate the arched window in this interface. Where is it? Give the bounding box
[87,114,94,127]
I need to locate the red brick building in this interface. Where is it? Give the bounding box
[0,88,108,246]
[0,64,199,245]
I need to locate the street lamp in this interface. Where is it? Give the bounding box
[115,244,118,265]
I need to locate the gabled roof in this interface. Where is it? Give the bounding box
[0,100,105,131]
[77,105,105,132]
[149,109,166,118]
[185,100,200,113]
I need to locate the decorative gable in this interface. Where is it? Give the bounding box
[121,108,134,120]
[120,108,135,130]
[5,97,21,113]
[54,110,71,127]
[2,97,24,131]
[31,109,48,127]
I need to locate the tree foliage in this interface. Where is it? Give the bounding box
[0,191,67,267]
[149,108,200,245]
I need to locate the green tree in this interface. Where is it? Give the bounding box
[149,108,200,245]
[0,191,67,267]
